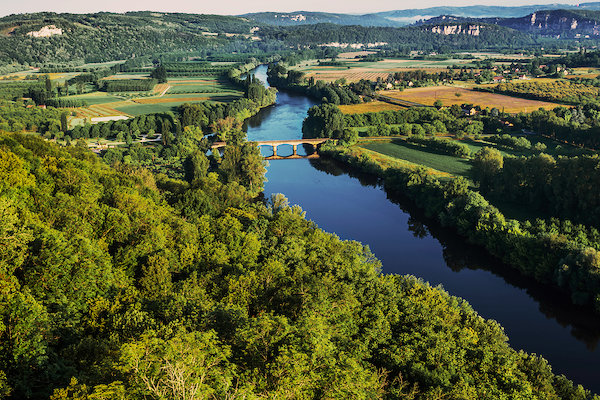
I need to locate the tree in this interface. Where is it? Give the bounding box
[119,330,237,400]
[302,104,346,139]
[45,76,52,97]
[150,65,167,83]
[60,113,68,133]
[472,147,504,191]
[184,150,210,182]
[219,142,266,195]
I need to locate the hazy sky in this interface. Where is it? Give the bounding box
[0,0,585,17]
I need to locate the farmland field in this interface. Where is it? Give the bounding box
[565,67,600,78]
[69,73,243,119]
[380,86,561,113]
[165,77,242,95]
[338,101,406,114]
[114,101,205,116]
[75,100,132,119]
[359,139,472,177]
[63,92,123,105]
[290,58,477,82]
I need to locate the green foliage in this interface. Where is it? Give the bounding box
[406,136,472,157]
[149,65,167,83]
[0,12,258,65]
[218,142,267,195]
[103,79,157,92]
[302,104,346,139]
[0,100,63,133]
[487,133,532,150]
[0,133,596,399]
[323,143,600,314]
[267,63,360,105]
[259,23,538,53]
[472,146,504,190]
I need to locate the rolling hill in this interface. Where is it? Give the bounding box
[242,3,600,27]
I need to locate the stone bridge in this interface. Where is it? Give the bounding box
[211,138,330,159]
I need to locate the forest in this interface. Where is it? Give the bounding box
[1,129,597,400]
[258,23,540,52]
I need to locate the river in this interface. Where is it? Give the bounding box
[245,65,600,391]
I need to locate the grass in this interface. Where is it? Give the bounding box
[63,92,123,105]
[115,101,224,116]
[165,77,242,96]
[358,139,472,177]
[381,86,561,113]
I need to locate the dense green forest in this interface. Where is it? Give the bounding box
[1,131,598,400]
[511,105,600,148]
[0,11,558,68]
[259,23,539,52]
[0,12,271,65]
[302,104,489,139]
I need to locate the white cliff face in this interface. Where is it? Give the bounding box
[274,14,307,22]
[318,42,388,49]
[26,25,63,38]
[531,13,537,25]
[571,19,578,30]
[430,25,482,36]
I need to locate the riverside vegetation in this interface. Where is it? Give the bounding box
[3,9,600,399]
[308,101,600,314]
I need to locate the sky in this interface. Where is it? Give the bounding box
[0,0,586,17]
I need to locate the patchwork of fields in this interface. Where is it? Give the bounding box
[66,74,244,121]
[290,57,477,82]
[380,86,562,113]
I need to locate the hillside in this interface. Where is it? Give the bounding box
[0,12,262,65]
[1,130,597,399]
[238,11,396,27]
[243,3,600,27]
[500,9,600,36]
[258,23,538,51]
[417,9,600,38]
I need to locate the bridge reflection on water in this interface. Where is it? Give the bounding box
[211,138,329,160]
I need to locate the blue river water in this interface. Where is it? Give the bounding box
[245,65,600,391]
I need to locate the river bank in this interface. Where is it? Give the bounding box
[246,65,600,391]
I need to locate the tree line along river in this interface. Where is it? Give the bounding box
[243,65,600,391]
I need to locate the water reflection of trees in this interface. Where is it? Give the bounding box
[313,155,600,350]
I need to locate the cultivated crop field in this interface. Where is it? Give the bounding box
[75,101,132,119]
[290,57,477,82]
[338,101,406,114]
[67,72,243,120]
[166,77,242,95]
[380,86,561,113]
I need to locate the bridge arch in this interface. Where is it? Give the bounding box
[211,138,330,159]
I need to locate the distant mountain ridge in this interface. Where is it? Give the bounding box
[237,11,397,27]
[417,9,600,37]
[242,3,600,27]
